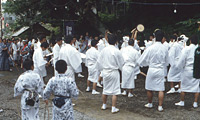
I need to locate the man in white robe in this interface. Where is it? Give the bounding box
[14,60,43,120]
[162,36,169,78]
[12,39,18,62]
[121,39,140,97]
[33,42,49,82]
[71,37,84,78]
[34,35,46,50]
[175,35,199,108]
[145,34,155,49]
[85,40,100,94]
[121,36,129,48]
[137,30,168,112]
[96,34,124,113]
[168,35,176,49]
[97,38,109,52]
[59,35,82,81]
[96,37,109,87]
[53,37,63,76]
[167,38,183,94]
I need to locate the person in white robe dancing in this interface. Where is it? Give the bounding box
[85,40,100,94]
[167,36,183,94]
[121,39,140,97]
[96,34,124,113]
[175,35,200,108]
[53,37,63,76]
[59,35,82,81]
[137,29,168,112]
[33,42,49,83]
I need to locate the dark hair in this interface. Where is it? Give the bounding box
[155,30,164,42]
[56,37,62,42]
[41,42,49,48]
[23,60,33,70]
[56,60,67,73]
[107,34,117,45]
[65,35,73,44]
[39,35,46,41]
[91,40,98,47]
[190,35,198,45]
[150,33,154,37]
[128,39,135,46]
[170,35,177,40]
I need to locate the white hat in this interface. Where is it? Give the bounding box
[180,34,189,42]
[22,40,27,42]
[123,36,129,42]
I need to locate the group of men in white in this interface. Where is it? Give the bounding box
[14,27,200,119]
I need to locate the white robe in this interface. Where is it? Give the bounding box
[86,47,100,83]
[168,41,175,49]
[97,45,124,95]
[12,43,18,60]
[176,44,200,93]
[167,41,183,82]
[133,40,140,51]
[121,45,140,89]
[163,41,169,76]
[137,42,168,91]
[145,41,154,48]
[35,41,41,50]
[14,70,43,120]
[97,38,109,52]
[33,47,47,78]
[53,43,61,76]
[121,42,129,48]
[59,43,82,80]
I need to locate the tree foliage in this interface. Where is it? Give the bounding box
[3,0,200,38]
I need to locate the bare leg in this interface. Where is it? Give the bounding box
[93,82,97,90]
[147,90,153,103]
[112,95,117,107]
[129,89,133,94]
[194,92,199,102]
[98,76,102,83]
[180,92,185,101]
[87,80,90,87]
[170,82,174,88]
[158,91,164,106]
[102,94,107,104]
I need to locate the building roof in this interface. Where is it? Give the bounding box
[12,26,29,37]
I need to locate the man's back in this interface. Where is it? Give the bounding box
[98,45,124,70]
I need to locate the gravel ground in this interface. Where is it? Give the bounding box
[1,66,200,120]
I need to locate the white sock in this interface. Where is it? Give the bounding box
[102,104,106,108]
[112,106,116,110]
[92,89,96,92]
[171,88,175,90]
[193,102,197,105]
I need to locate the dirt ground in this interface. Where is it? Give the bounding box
[1,65,200,120]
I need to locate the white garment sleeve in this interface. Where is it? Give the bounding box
[168,46,176,67]
[137,48,150,67]
[176,48,187,69]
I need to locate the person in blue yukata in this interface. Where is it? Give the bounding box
[0,39,10,71]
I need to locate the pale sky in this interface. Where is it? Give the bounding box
[2,0,7,3]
